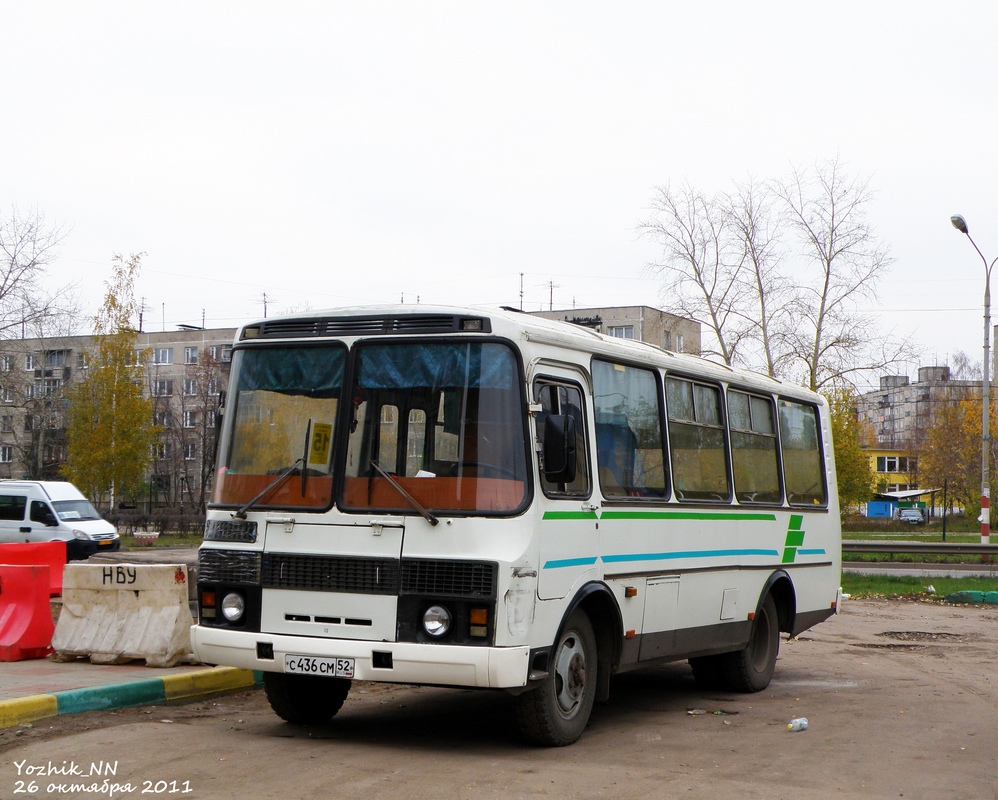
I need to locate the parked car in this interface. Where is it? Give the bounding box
[0,480,120,559]
[899,508,925,525]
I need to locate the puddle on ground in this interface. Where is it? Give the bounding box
[878,630,969,643]
[776,679,860,689]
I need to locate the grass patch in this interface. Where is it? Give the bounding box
[120,532,202,550]
[842,572,998,600]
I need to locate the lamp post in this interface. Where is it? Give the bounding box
[951,214,998,544]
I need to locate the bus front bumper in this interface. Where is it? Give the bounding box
[191,625,532,689]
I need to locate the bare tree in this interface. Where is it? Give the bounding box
[775,156,914,390]
[0,207,78,337]
[726,177,794,377]
[641,182,754,364]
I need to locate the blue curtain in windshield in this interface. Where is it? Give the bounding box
[236,347,345,397]
[357,343,515,390]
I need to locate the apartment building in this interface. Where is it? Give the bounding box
[0,327,236,510]
[529,305,701,353]
[855,365,981,492]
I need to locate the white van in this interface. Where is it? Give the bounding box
[0,481,120,560]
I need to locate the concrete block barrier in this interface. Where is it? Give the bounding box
[52,563,195,668]
[0,564,55,661]
[0,541,67,596]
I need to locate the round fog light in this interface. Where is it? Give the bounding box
[221,592,245,622]
[422,604,452,637]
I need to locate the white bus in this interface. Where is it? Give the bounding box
[191,305,841,746]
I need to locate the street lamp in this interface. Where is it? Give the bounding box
[951,214,998,544]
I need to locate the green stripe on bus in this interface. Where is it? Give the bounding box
[601,511,777,522]
[542,510,777,522]
[542,511,598,520]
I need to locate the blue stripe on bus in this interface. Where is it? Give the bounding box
[796,548,827,556]
[542,556,601,569]
[542,549,782,569]
[600,549,780,564]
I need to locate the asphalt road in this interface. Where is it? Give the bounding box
[2,598,996,800]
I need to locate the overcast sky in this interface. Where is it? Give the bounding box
[4,1,998,389]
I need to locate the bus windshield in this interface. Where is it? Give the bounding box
[213,345,346,510]
[342,341,529,515]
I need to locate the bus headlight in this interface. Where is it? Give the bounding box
[422,604,452,638]
[221,592,246,623]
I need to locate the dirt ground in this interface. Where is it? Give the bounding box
[2,597,997,800]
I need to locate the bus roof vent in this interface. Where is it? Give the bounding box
[246,314,491,339]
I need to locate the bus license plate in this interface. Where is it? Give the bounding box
[284,654,355,678]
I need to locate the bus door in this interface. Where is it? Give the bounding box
[532,369,598,601]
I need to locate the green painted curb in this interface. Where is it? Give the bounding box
[944,591,998,604]
[0,668,261,729]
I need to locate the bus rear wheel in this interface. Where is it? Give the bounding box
[724,593,780,692]
[263,672,351,724]
[514,610,598,746]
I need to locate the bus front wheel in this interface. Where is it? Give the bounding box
[514,610,598,746]
[263,672,351,724]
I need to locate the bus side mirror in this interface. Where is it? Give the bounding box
[542,414,577,483]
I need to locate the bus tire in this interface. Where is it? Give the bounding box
[263,672,351,724]
[723,593,780,692]
[514,610,598,746]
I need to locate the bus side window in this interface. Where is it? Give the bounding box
[665,377,732,502]
[728,390,781,504]
[535,382,591,498]
[592,360,668,499]
[778,398,827,506]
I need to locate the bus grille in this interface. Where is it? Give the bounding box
[198,549,263,584]
[401,559,497,598]
[199,550,498,598]
[262,553,399,594]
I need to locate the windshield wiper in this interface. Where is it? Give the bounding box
[232,457,305,520]
[370,460,439,526]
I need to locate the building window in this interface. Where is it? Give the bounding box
[156,442,173,460]
[77,352,89,369]
[154,348,174,365]
[675,334,685,352]
[46,350,68,368]
[0,446,11,463]
[152,380,174,397]
[663,332,672,349]
[44,444,66,463]
[154,410,172,428]
[24,355,36,370]
[208,378,222,395]
[183,378,197,396]
[608,325,634,339]
[221,346,232,362]
[184,443,197,461]
[185,347,198,365]
[183,410,198,428]
[1,355,11,372]
[2,387,12,403]
[876,456,915,473]
[0,416,10,433]
[134,349,145,366]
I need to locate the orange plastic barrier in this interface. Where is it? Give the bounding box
[0,541,67,596]
[0,564,55,661]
